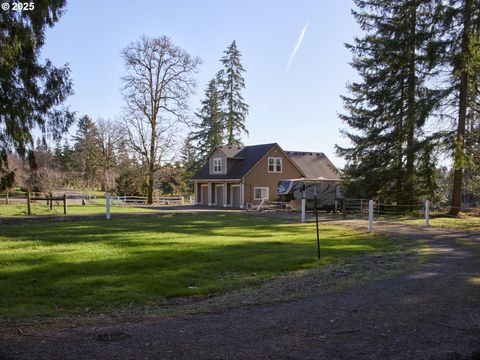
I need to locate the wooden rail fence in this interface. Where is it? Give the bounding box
[26,192,67,215]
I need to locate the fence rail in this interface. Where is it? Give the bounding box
[338,197,480,232]
[109,195,194,205]
[342,198,480,217]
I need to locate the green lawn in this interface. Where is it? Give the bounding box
[0,202,158,216]
[406,216,480,232]
[0,213,394,320]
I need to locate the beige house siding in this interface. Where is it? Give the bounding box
[208,149,227,175]
[243,144,303,205]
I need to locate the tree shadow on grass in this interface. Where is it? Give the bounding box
[0,213,352,246]
[0,231,392,320]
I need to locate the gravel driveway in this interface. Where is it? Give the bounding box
[1,221,479,359]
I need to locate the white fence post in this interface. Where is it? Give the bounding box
[425,200,430,227]
[106,193,111,220]
[334,200,338,213]
[368,200,374,232]
[301,198,306,222]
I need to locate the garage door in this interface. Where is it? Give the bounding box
[215,186,224,207]
[201,186,208,205]
[232,186,240,208]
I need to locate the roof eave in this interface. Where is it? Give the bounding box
[191,179,242,182]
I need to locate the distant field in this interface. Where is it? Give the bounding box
[0,202,158,216]
[0,213,394,320]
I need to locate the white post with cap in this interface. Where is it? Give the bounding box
[368,200,374,232]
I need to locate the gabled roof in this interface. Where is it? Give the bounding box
[217,145,244,158]
[192,143,277,180]
[285,151,341,181]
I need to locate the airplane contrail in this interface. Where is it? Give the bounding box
[286,22,309,73]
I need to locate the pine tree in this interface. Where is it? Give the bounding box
[72,115,99,189]
[181,136,200,176]
[53,141,64,168]
[179,136,199,194]
[191,79,224,160]
[115,170,141,196]
[62,139,75,174]
[417,141,439,200]
[337,0,444,204]
[216,41,249,145]
[445,0,480,214]
[0,1,74,189]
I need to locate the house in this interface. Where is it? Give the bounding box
[191,143,341,208]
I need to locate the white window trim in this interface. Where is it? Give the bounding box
[254,187,269,200]
[267,157,283,173]
[212,157,223,174]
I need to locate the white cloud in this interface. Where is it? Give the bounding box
[285,22,309,73]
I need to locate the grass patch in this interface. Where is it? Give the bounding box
[0,213,395,321]
[0,203,158,217]
[406,216,480,232]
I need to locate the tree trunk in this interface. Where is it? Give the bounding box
[147,169,154,205]
[451,0,472,216]
[147,132,156,205]
[396,74,406,204]
[404,2,417,205]
[103,168,109,193]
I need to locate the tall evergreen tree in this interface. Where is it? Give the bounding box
[179,136,199,194]
[191,79,224,160]
[216,41,249,145]
[337,0,444,204]
[444,0,480,214]
[72,115,99,189]
[180,135,199,176]
[0,0,74,189]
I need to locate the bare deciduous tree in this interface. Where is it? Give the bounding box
[93,119,122,191]
[121,35,200,203]
[29,167,64,195]
[24,147,63,195]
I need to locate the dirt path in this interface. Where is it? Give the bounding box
[1,222,479,359]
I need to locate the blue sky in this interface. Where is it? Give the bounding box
[42,0,361,167]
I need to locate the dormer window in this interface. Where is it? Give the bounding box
[213,158,222,173]
[268,157,282,173]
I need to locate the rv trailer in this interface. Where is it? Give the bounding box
[277,178,341,211]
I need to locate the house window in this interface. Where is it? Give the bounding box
[268,157,282,173]
[213,158,222,173]
[254,187,269,200]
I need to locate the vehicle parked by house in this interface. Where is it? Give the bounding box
[277,179,341,211]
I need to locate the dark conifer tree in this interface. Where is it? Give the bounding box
[337,0,444,204]
[0,1,74,188]
[178,136,199,194]
[443,0,480,214]
[216,41,249,145]
[72,116,99,188]
[191,79,224,160]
